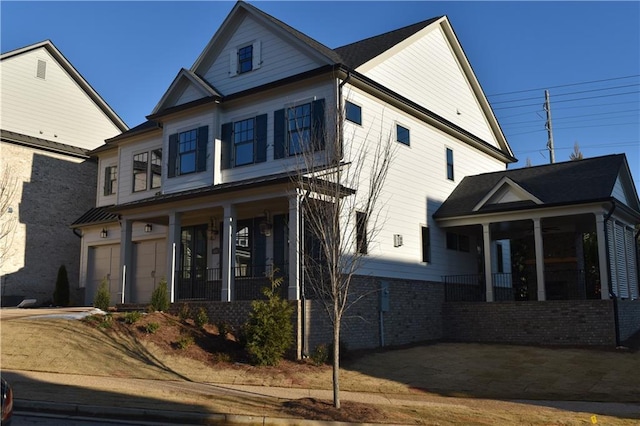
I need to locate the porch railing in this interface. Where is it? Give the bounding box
[443,269,599,302]
[175,264,288,301]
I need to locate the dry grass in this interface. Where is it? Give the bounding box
[1,311,639,424]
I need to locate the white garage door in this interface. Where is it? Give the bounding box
[87,244,121,306]
[133,240,166,304]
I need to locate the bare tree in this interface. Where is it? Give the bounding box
[0,165,18,263]
[288,100,394,408]
[570,142,584,161]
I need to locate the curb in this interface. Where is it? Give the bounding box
[15,399,368,425]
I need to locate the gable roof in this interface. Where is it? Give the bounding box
[433,154,640,219]
[334,17,442,69]
[1,40,128,132]
[1,129,90,159]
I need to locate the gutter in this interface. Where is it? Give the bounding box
[603,200,620,347]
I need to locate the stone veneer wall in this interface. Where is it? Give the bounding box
[0,143,96,306]
[443,300,617,346]
[302,276,445,354]
[617,299,640,342]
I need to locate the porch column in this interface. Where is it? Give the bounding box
[533,218,546,301]
[482,223,494,302]
[119,218,133,304]
[288,191,302,300]
[221,204,237,302]
[166,212,182,303]
[595,214,610,299]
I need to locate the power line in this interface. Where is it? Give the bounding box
[501,109,640,127]
[507,121,639,137]
[492,90,640,110]
[489,83,640,105]
[515,141,640,154]
[498,100,640,120]
[486,74,640,97]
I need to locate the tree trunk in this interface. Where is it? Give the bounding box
[333,315,341,408]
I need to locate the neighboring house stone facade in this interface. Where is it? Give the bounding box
[72,2,639,352]
[0,41,128,305]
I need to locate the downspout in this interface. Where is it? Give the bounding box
[300,199,306,357]
[603,200,620,346]
[337,71,352,160]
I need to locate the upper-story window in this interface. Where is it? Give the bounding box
[274,99,325,159]
[230,41,261,76]
[356,211,368,255]
[345,101,362,125]
[396,124,410,146]
[446,231,469,252]
[446,147,454,180]
[103,165,117,196]
[132,149,162,193]
[221,115,267,169]
[168,126,208,177]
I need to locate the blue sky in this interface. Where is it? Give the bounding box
[2,1,639,189]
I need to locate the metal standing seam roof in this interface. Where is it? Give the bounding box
[433,154,634,219]
[70,206,119,228]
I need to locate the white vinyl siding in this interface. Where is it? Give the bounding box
[201,14,326,96]
[1,47,121,150]
[341,87,505,281]
[117,136,163,204]
[362,26,499,147]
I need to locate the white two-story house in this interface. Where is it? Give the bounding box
[72,2,639,352]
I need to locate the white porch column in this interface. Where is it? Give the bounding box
[595,214,610,299]
[119,218,133,304]
[221,204,236,302]
[166,212,182,303]
[482,223,494,302]
[288,191,302,300]
[533,218,546,301]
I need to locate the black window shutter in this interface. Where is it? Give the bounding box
[255,114,267,163]
[221,122,232,169]
[103,166,110,196]
[312,98,325,150]
[273,108,285,159]
[168,133,178,178]
[197,126,208,172]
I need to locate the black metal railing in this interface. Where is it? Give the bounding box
[443,269,600,302]
[175,264,288,301]
[443,274,485,302]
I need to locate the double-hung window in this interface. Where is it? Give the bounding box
[132,149,162,193]
[274,98,325,158]
[230,41,261,76]
[446,232,470,252]
[103,165,117,196]
[356,211,368,255]
[221,115,267,169]
[168,126,208,177]
[421,226,431,263]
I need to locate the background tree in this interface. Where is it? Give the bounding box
[570,142,584,161]
[289,101,394,408]
[0,166,18,263]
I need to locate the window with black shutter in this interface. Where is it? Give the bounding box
[168,126,208,177]
[274,98,325,159]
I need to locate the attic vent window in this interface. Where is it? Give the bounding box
[36,59,46,79]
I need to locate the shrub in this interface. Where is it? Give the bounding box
[123,311,142,324]
[53,265,70,307]
[150,279,169,312]
[217,321,232,338]
[94,277,111,311]
[178,303,190,321]
[176,334,194,350]
[310,343,329,366]
[195,307,209,328]
[143,322,160,334]
[243,269,294,366]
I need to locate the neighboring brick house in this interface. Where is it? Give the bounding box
[71,2,639,353]
[0,40,128,305]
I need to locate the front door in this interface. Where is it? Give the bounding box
[178,225,208,299]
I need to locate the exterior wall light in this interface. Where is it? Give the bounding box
[144,224,152,233]
[100,228,108,238]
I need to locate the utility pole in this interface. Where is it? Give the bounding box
[544,89,555,164]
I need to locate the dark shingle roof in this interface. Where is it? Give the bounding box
[1,129,90,158]
[70,206,119,227]
[433,154,630,219]
[334,17,442,68]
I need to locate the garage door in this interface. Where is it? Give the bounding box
[133,240,166,304]
[87,244,121,306]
